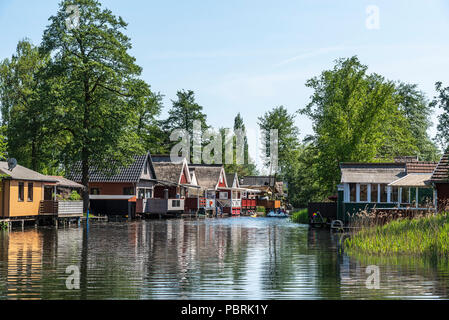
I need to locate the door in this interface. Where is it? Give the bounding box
[44,186,54,201]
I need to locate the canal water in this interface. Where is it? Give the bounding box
[1,217,449,300]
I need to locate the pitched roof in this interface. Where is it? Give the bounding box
[340,163,406,184]
[406,162,437,174]
[153,162,184,184]
[389,173,433,187]
[226,173,240,188]
[47,176,85,189]
[189,165,224,189]
[430,151,449,183]
[0,162,57,183]
[67,152,156,183]
[151,154,184,163]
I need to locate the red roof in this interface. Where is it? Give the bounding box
[406,162,438,174]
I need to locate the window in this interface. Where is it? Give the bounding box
[401,187,410,205]
[391,186,399,203]
[145,189,152,199]
[91,188,100,195]
[370,184,378,203]
[28,183,33,201]
[380,184,388,203]
[172,200,181,208]
[360,184,368,202]
[123,187,135,196]
[349,183,356,202]
[144,164,148,175]
[138,189,145,199]
[18,182,24,202]
[219,192,228,200]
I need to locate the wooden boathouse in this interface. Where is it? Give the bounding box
[0,161,84,228]
[335,158,437,223]
[67,152,158,218]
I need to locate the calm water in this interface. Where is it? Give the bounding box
[1,217,449,300]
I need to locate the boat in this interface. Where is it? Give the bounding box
[250,213,258,218]
[266,210,289,218]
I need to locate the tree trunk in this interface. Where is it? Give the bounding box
[81,147,89,214]
[31,138,38,172]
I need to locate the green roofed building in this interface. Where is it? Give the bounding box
[336,158,437,223]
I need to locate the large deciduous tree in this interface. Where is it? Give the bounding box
[300,56,417,196]
[395,82,439,161]
[258,106,299,177]
[0,40,57,172]
[432,81,449,151]
[258,106,300,204]
[41,0,146,211]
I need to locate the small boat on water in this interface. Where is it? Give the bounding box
[250,213,258,218]
[266,210,289,218]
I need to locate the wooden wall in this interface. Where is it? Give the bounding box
[88,182,134,195]
[3,180,44,218]
[437,183,449,212]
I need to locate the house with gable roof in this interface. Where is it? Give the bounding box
[67,152,157,217]
[336,157,437,222]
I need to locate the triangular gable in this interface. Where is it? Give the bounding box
[140,152,157,181]
[233,173,240,188]
[190,170,198,186]
[217,167,227,188]
[179,159,192,185]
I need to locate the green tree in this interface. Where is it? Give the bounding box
[286,145,325,208]
[223,113,258,177]
[395,82,439,161]
[0,126,7,160]
[41,0,146,211]
[432,81,449,151]
[163,89,209,160]
[300,56,416,196]
[258,106,300,177]
[165,89,208,133]
[130,80,166,154]
[0,40,57,172]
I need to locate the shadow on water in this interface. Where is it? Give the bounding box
[0,218,449,300]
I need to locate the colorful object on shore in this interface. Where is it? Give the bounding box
[250,213,258,218]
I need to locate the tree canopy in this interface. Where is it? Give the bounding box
[300,56,438,199]
[41,0,150,209]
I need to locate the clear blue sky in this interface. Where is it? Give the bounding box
[1,0,449,163]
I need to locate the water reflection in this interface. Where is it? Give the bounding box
[0,218,449,299]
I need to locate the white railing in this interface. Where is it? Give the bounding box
[232,199,241,208]
[57,201,83,217]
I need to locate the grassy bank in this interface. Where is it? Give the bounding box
[345,213,449,257]
[291,209,308,224]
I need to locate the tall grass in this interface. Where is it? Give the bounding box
[291,209,308,224]
[0,221,8,230]
[345,212,449,257]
